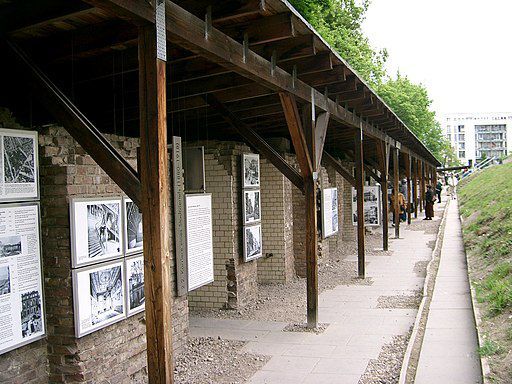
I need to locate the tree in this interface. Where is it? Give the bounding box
[289,0,387,85]
[377,74,455,162]
[289,0,454,162]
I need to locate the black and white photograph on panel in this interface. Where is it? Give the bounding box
[20,290,43,338]
[365,205,379,225]
[124,198,143,255]
[0,235,22,258]
[0,266,10,295]
[0,129,39,202]
[242,153,260,188]
[244,224,262,261]
[126,256,144,315]
[332,190,339,233]
[73,260,125,337]
[243,190,261,224]
[70,198,123,268]
[364,188,378,203]
[3,136,35,184]
[89,264,124,326]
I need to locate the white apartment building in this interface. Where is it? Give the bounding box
[441,112,512,164]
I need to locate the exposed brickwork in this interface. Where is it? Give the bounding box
[37,126,187,383]
[257,158,295,284]
[187,141,258,310]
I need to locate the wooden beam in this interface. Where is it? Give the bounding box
[393,148,400,238]
[314,112,330,170]
[323,152,356,187]
[354,128,365,278]
[279,51,332,76]
[364,164,381,183]
[4,39,142,205]
[138,24,174,384]
[252,34,316,63]
[279,92,313,178]
[205,95,304,191]
[376,141,389,251]
[223,13,297,45]
[413,157,418,218]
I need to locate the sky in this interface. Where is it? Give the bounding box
[362,0,512,119]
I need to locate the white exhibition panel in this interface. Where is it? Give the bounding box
[322,187,339,238]
[0,128,39,202]
[352,185,382,227]
[0,202,45,355]
[185,193,214,291]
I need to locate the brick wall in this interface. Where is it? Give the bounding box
[257,158,295,284]
[37,126,188,383]
[187,141,258,310]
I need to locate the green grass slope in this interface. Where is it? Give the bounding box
[458,163,512,381]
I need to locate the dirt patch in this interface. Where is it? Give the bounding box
[413,261,429,278]
[192,258,372,323]
[359,329,412,384]
[283,322,328,334]
[377,292,422,309]
[174,337,269,384]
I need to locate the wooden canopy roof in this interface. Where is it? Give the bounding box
[0,0,440,167]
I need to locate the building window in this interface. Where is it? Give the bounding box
[459,134,465,141]
[458,125,465,132]
[458,151,466,158]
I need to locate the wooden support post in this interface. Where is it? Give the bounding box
[406,153,412,225]
[377,141,389,251]
[279,92,318,328]
[354,128,365,277]
[138,24,174,384]
[393,148,400,238]
[419,161,424,213]
[413,158,418,219]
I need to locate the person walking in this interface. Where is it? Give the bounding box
[436,180,443,203]
[424,185,436,220]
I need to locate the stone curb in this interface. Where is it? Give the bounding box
[460,212,491,383]
[398,199,450,384]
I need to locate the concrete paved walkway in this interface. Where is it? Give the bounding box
[191,206,445,384]
[415,201,482,384]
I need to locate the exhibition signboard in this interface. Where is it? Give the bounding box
[0,129,39,202]
[185,193,214,291]
[352,185,382,227]
[0,202,45,355]
[322,187,339,238]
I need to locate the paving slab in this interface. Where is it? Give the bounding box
[415,201,482,384]
[189,204,445,384]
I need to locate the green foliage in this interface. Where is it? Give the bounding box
[376,74,453,162]
[459,163,512,315]
[288,0,452,162]
[288,0,387,85]
[478,340,501,357]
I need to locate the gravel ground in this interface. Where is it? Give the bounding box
[413,260,429,277]
[192,240,378,323]
[175,337,269,384]
[377,291,422,309]
[359,329,412,384]
[283,322,328,334]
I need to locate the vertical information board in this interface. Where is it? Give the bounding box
[185,194,214,291]
[0,203,45,355]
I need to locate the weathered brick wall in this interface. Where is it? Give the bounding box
[257,158,295,284]
[38,126,188,383]
[0,109,49,384]
[187,141,258,310]
[290,154,339,277]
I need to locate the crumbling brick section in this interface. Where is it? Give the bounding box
[257,158,295,284]
[187,141,258,310]
[37,126,188,383]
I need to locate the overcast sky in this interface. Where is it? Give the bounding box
[362,0,512,119]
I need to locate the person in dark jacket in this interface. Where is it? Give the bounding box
[424,185,435,220]
[436,180,443,203]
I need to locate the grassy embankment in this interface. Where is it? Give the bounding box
[458,162,512,381]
